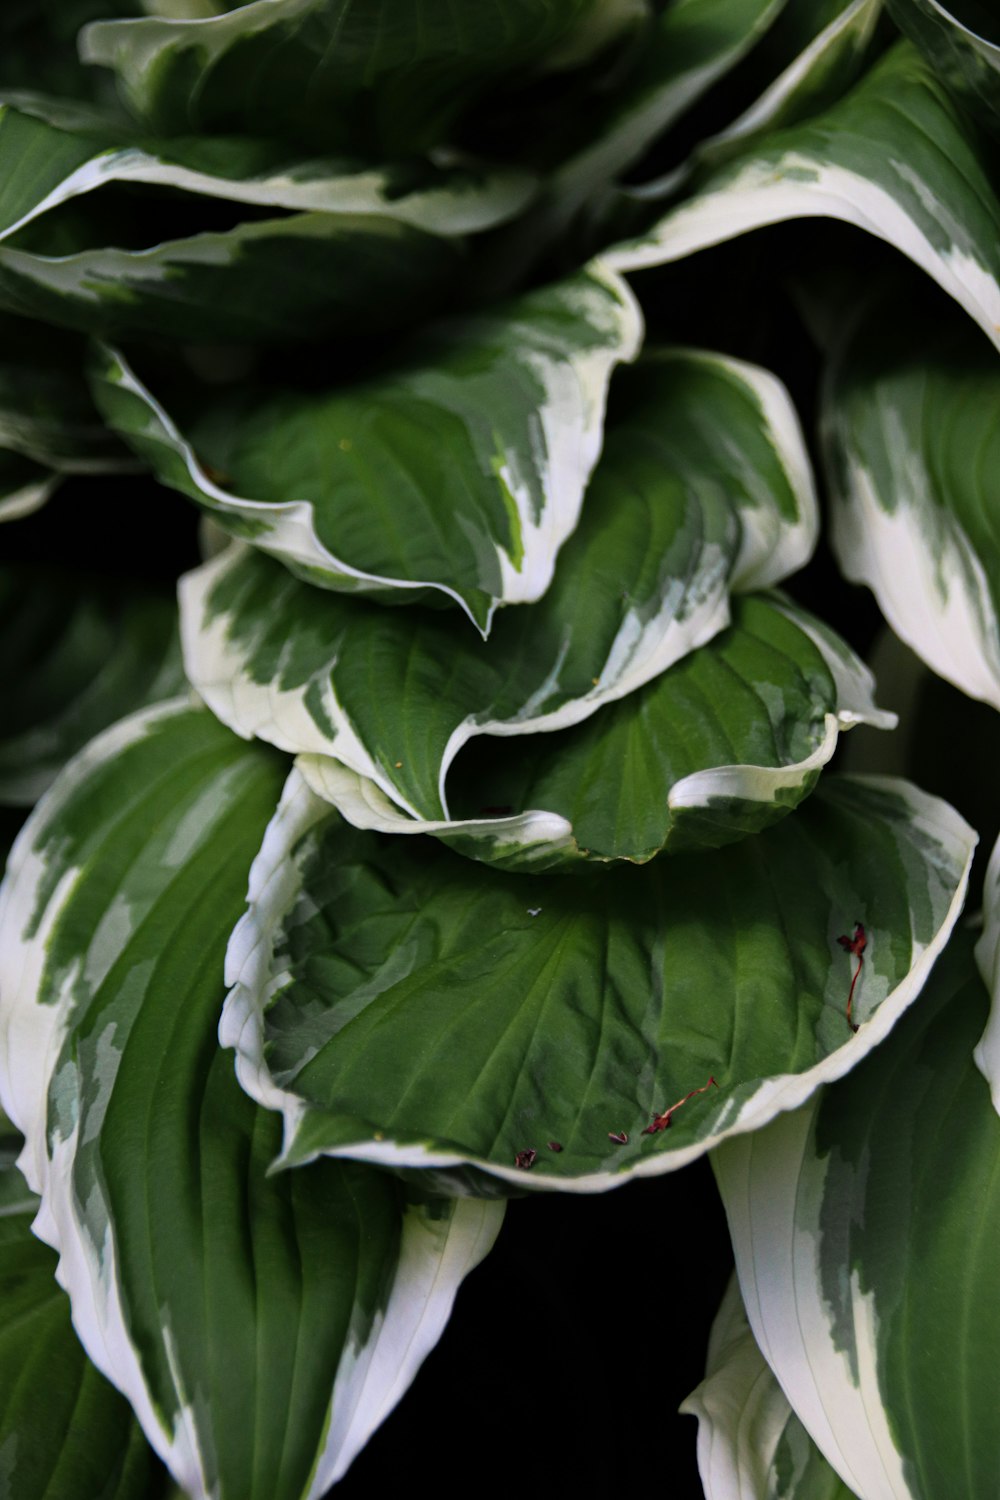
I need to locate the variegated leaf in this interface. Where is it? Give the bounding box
[298,593,893,868]
[222,769,973,1191]
[824,293,1000,711]
[0,96,536,238]
[690,0,882,172]
[80,0,635,153]
[0,1142,168,1500]
[0,453,57,521]
[0,78,537,343]
[444,594,892,862]
[181,347,820,858]
[551,0,787,206]
[714,925,999,1500]
[0,209,465,345]
[94,262,643,633]
[0,701,502,1498]
[681,1276,857,1499]
[607,43,1000,353]
[887,0,1000,132]
[973,831,1000,1109]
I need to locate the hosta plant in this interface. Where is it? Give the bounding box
[1,1,999,1495]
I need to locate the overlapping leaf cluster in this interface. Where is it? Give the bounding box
[1,2,1000,1496]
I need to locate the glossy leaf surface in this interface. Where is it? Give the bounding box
[714,927,1000,1500]
[825,295,1000,710]
[298,592,892,868]
[682,1276,857,1499]
[93,263,642,631]
[80,0,627,153]
[0,702,502,1498]
[223,770,973,1191]
[887,0,1000,130]
[180,346,821,861]
[608,44,1000,352]
[0,1143,165,1500]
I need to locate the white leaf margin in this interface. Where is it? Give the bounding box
[222,767,975,1194]
[680,1275,835,1500]
[0,99,537,241]
[180,534,730,831]
[291,591,896,856]
[0,696,503,1499]
[605,57,1000,356]
[695,0,882,172]
[96,257,643,636]
[713,1103,916,1500]
[973,830,1000,1112]
[826,383,1000,714]
[549,0,787,212]
[673,347,820,594]
[179,344,819,827]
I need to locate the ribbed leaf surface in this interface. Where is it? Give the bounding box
[682,1277,857,1499]
[714,926,1000,1500]
[608,44,1000,352]
[0,702,502,1498]
[222,769,973,1191]
[92,262,642,631]
[825,294,1000,710]
[80,0,626,153]
[180,347,822,862]
[887,0,1000,131]
[0,1144,165,1500]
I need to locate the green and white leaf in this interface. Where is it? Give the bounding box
[79,0,633,153]
[549,0,787,210]
[0,93,525,342]
[0,98,536,239]
[0,565,184,805]
[972,830,1000,1110]
[0,701,502,1498]
[222,769,973,1191]
[825,296,1000,711]
[681,1275,856,1500]
[94,262,643,632]
[181,347,819,854]
[299,593,894,868]
[714,925,1000,1500]
[609,0,880,222]
[887,0,1000,132]
[0,1143,165,1500]
[690,0,882,173]
[607,44,1000,354]
[0,209,466,345]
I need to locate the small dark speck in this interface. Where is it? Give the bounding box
[608,1131,628,1145]
[547,1141,563,1153]
[514,1148,537,1170]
